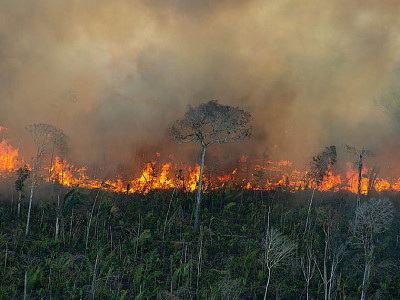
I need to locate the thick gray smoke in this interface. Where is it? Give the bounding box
[1,0,400,174]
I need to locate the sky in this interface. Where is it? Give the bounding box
[1,0,400,174]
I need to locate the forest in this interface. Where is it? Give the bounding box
[0,180,399,299]
[2,1,400,299]
[0,100,399,300]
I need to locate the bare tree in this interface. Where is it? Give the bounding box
[301,241,316,300]
[263,209,296,300]
[315,208,346,300]
[25,123,67,235]
[169,100,251,231]
[350,198,394,300]
[305,145,337,232]
[344,145,374,207]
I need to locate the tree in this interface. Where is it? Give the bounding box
[169,100,251,231]
[15,165,30,218]
[301,241,316,300]
[350,198,394,300]
[262,226,296,299]
[25,123,67,235]
[315,207,346,300]
[305,145,337,232]
[344,145,374,207]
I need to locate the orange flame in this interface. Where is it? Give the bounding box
[0,129,400,195]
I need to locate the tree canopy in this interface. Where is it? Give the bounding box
[169,100,252,147]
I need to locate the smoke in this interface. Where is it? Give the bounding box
[1,0,400,174]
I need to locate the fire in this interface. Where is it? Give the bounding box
[2,131,400,195]
[47,157,198,194]
[32,154,400,195]
[0,139,19,172]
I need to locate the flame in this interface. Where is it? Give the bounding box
[40,155,400,195]
[1,129,400,195]
[0,139,19,172]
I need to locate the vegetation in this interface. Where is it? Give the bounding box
[1,183,399,299]
[169,100,252,232]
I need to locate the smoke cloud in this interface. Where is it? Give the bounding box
[1,0,400,174]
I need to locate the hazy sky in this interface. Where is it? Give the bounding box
[1,0,400,172]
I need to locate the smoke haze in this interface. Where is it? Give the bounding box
[1,0,400,173]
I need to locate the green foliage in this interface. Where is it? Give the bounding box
[63,189,90,215]
[0,188,399,299]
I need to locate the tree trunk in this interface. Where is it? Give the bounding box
[25,158,37,236]
[17,190,22,218]
[24,270,28,300]
[357,154,363,207]
[194,146,206,232]
[264,267,271,300]
[55,195,60,240]
[323,239,328,300]
[361,248,372,300]
[305,187,316,232]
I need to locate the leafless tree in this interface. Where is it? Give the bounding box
[315,208,346,300]
[301,242,316,300]
[350,198,394,300]
[305,145,337,232]
[344,145,374,207]
[263,209,296,300]
[169,100,251,231]
[25,123,67,235]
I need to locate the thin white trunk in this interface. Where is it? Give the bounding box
[91,252,99,300]
[86,190,100,250]
[264,267,271,300]
[17,190,22,218]
[361,251,372,300]
[305,187,316,232]
[357,154,363,207]
[25,158,38,236]
[24,271,28,300]
[323,239,328,300]
[194,146,206,232]
[55,195,60,240]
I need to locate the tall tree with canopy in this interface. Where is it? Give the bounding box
[25,123,67,235]
[169,100,251,231]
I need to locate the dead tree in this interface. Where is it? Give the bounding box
[315,208,346,300]
[15,165,30,218]
[301,242,316,300]
[344,145,374,207]
[262,226,296,299]
[350,198,394,300]
[25,123,67,235]
[169,100,251,232]
[305,145,337,232]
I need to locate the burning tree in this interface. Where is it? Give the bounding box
[305,145,337,232]
[25,123,67,235]
[169,100,251,231]
[344,145,374,207]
